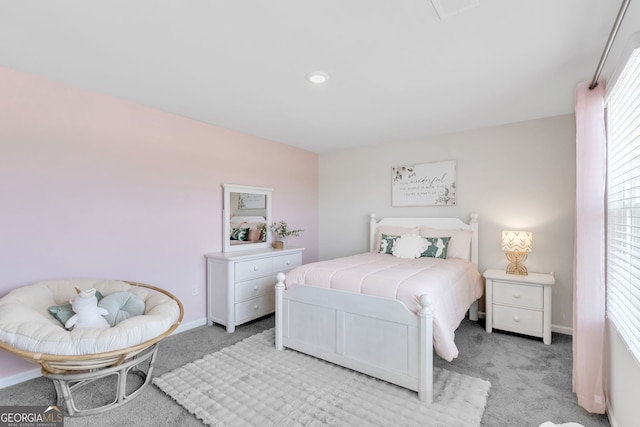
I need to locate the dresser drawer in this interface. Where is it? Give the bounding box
[493,305,543,336]
[235,276,276,301]
[235,294,275,323]
[273,252,302,272]
[235,258,273,281]
[207,248,305,333]
[493,281,543,310]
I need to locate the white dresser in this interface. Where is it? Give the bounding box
[206,247,304,332]
[483,268,555,344]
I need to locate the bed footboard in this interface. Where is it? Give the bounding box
[275,273,434,403]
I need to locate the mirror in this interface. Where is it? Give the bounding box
[222,184,272,252]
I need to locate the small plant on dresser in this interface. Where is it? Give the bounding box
[270,220,303,249]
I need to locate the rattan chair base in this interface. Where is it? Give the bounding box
[47,343,159,416]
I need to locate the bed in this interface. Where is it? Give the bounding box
[275,213,482,403]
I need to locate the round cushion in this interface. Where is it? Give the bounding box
[98,291,146,326]
[0,279,181,356]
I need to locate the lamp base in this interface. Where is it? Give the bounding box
[505,251,529,275]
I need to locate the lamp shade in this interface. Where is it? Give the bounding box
[501,231,533,253]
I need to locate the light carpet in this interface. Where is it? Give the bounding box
[153,329,490,427]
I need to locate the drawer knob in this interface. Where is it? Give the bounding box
[512,292,521,299]
[286,261,290,265]
[253,305,259,311]
[253,266,258,271]
[513,315,520,322]
[253,285,259,291]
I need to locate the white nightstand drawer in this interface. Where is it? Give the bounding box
[235,276,276,301]
[273,252,302,272]
[235,258,273,281]
[493,305,543,336]
[235,294,275,323]
[493,281,543,310]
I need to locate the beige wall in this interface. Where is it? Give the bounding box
[318,114,576,332]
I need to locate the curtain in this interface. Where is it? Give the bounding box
[573,79,606,414]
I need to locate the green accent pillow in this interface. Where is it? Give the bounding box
[98,291,146,326]
[48,290,104,326]
[231,227,250,241]
[379,233,400,254]
[421,237,451,259]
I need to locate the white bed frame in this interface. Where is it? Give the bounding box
[275,213,479,403]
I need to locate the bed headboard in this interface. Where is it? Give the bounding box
[369,213,479,267]
[230,216,267,224]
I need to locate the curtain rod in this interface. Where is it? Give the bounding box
[589,0,631,90]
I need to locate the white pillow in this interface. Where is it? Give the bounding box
[372,226,418,252]
[419,227,472,260]
[392,234,428,259]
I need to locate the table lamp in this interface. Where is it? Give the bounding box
[501,231,533,275]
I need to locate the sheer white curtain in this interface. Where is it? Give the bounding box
[573,79,606,414]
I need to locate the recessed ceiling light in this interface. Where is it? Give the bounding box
[306,71,329,84]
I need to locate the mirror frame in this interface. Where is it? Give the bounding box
[222,183,273,252]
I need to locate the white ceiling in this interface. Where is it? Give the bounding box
[1,1,639,153]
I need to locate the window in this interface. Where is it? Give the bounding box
[606,45,640,362]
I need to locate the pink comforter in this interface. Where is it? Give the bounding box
[284,252,484,361]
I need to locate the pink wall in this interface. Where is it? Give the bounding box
[0,66,318,382]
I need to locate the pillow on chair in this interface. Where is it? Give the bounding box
[48,290,104,326]
[48,291,145,327]
[98,292,146,327]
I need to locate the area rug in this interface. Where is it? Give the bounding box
[153,329,490,426]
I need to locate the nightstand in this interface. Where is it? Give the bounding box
[483,268,555,344]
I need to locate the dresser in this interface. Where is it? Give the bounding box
[206,247,304,332]
[483,268,555,344]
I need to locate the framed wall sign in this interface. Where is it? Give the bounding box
[238,193,266,209]
[391,160,457,206]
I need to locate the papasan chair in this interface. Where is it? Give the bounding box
[0,279,183,416]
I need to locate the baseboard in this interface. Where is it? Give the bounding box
[0,368,42,389]
[552,324,573,335]
[606,397,618,427]
[173,317,207,334]
[0,317,209,390]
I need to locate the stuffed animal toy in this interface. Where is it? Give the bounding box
[65,287,110,330]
